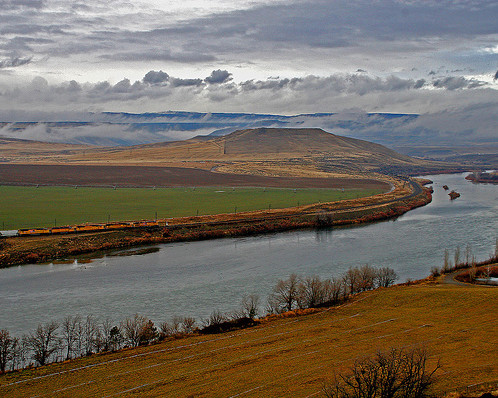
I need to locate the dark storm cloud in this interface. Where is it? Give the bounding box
[3,71,489,111]
[413,79,426,89]
[169,77,203,87]
[143,70,169,85]
[432,76,487,90]
[205,70,232,84]
[0,23,68,35]
[240,74,430,95]
[0,56,32,68]
[2,0,496,67]
[0,0,45,10]
[170,0,498,53]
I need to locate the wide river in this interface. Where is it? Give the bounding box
[1,173,496,336]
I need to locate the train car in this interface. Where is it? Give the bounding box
[51,226,76,234]
[14,218,162,237]
[105,222,133,230]
[74,224,106,233]
[131,220,159,228]
[18,228,51,236]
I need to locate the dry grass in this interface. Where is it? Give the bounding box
[0,128,448,179]
[1,282,496,397]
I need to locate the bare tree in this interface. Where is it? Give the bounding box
[82,315,99,356]
[297,276,326,309]
[158,321,171,340]
[202,310,227,328]
[241,294,260,319]
[358,265,377,292]
[443,249,451,272]
[268,274,301,313]
[0,329,13,372]
[342,267,361,295]
[159,315,184,339]
[139,320,157,345]
[99,318,114,352]
[322,277,345,304]
[376,267,398,288]
[8,337,24,371]
[181,317,197,334]
[74,317,85,358]
[26,322,61,366]
[62,315,81,360]
[323,347,439,398]
[454,246,461,267]
[465,244,473,265]
[122,314,149,347]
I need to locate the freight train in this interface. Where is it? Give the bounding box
[0,220,160,237]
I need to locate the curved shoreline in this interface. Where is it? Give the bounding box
[0,179,432,268]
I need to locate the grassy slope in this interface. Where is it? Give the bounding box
[0,185,382,229]
[1,282,496,397]
[0,128,448,176]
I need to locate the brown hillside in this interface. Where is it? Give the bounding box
[0,128,457,177]
[0,137,90,162]
[220,128,407,159]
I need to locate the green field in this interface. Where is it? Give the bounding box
[0,185,384,229]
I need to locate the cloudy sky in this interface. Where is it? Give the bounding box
[0,0,497,120]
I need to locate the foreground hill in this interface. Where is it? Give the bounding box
[1,281,496,397]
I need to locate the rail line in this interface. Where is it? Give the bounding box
[0,178,425,238]
[162,178,424,231]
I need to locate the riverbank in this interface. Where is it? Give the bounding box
[1,278,495,398]
[0,180,431,268]
[465,171,498,184]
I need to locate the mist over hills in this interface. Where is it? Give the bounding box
[0,110,493,147]
[0,127,458,176]
[0,111,496,167]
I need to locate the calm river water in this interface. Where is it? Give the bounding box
[1,173,496,336]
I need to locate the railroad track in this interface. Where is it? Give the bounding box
[161,179,424,230]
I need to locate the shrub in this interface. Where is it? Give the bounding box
[430,267,440,278]
[376,267,398,288]
[323,347,439,398]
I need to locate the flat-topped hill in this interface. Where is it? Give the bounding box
[220,128,404,157]
[0,128,460,177]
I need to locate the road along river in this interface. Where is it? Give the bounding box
[0,173,496,336]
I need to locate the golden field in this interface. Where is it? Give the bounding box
[1,281,496,397]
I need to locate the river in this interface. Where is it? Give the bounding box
[1,173,496,336]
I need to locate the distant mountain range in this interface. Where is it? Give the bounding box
[0,111,423,147]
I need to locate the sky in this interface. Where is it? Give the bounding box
[0,0,497,136]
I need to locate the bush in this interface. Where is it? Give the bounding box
[323,347,439,398]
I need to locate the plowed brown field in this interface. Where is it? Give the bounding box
[0,164,389,189]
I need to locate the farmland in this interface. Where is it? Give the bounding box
[0,185,384,230]
[0,281,496,397]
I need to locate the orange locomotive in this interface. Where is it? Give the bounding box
[14,220,160,236]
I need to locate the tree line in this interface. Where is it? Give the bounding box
[431,238,498,280]
[0,264,397,373]
[267,265,397,314]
